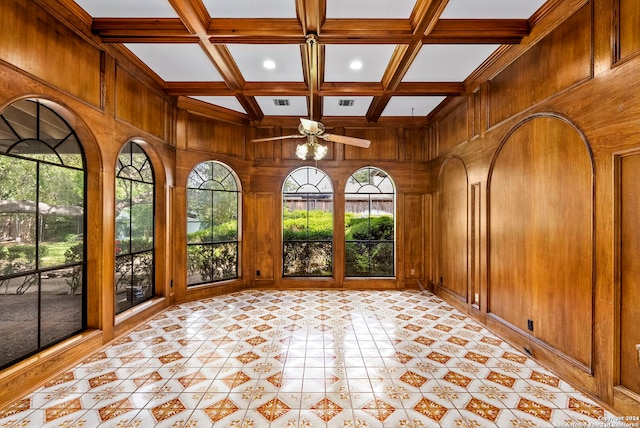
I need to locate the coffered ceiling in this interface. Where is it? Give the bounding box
[66,0,550,123]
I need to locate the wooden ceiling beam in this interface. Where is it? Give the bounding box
[296,0,325,35]
[92,18,193,41]
[163,82,233,96]
[425,19,530,44]
[167,0,263,120]
[163,81,463,97]
[366,0,451,122]
[93,18,528,46]
[208,19,305,44]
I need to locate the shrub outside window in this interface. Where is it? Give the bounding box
[115,141,154,314]
[0,99,86,369]
[187,161,240,286]
[345,167,395,277]
[283,167,333,277]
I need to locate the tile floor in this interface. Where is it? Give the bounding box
[0,289,617,427]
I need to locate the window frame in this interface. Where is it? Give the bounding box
[186,160,241,286]
[344,166,396,277]
[282,166,334,277]
[114,140,155,314]
[0,99,87,370]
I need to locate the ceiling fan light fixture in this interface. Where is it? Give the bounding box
[295,142,328,161]
[295,143,309,160]
[313,144,328,160]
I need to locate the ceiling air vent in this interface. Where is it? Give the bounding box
[339,99,355,107]
[273,99,290,106]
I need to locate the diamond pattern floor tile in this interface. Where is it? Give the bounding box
[0,289,618,428]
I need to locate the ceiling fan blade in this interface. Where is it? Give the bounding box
[300,118,319,133]
[251,134,304,142]
[321,133,371,148]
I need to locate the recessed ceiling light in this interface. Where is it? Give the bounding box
[349,60,363,70]
[263,59,276,70]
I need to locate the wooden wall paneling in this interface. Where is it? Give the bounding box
[185,111,244,157]
[344,127,398,160]
[171,184,188,300]
[619,0,640,60]
[401,128,425,162]
[618,152,640,396]
[403,194,424,282]
[437,98,469,155]
[469,182,481,308]
[488,115,593,369]
[471,89,482,140]
[252,126,280,160]
[0,0,101,107]
[115,65,165,139]
[487,129,532,333]
[437,156,468,301]
[425,193,433,288]
[488,4,592,127]
[251,192,277,281]
[426,126,437,161]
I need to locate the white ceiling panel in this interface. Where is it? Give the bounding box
[227,45,304,82]
[190,96,247,114]
[324,45,396,82]
[403,44,499,82]
[327,0,416,19]
[73,0,178,17]
[255,96,307,116]
[124,44,224,81]
[323,96,373,117]
[381,96,445,117]
[202,0,297,18]
[441,0,547,19]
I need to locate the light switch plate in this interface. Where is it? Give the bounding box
[637,344,640,367]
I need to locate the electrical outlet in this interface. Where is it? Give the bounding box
[410,269,415,276]
[256,270,261,277]
[636,344,640,367]
[527,319,534,332]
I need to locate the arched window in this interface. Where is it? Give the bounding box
[187,161,240,286]
[345,167,395,277]
[282,167,333,276]
[0,99,86,369]
[115,141,154,314]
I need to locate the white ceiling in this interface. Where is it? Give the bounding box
[326,0,417,19]
[73,0,548,120]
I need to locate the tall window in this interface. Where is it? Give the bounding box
[0,99,86,369]
[187,161,240,286]
[345,167,395,277]
[115,141,154,314]
[283,167,333,276]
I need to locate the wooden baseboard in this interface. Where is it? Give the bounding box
[0,330,103,409]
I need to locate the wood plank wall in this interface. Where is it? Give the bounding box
[426,0,640,417]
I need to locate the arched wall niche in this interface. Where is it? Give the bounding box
[437,155,469,302]
[487,113,594,370]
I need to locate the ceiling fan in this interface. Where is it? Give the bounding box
[251,35,371,160]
